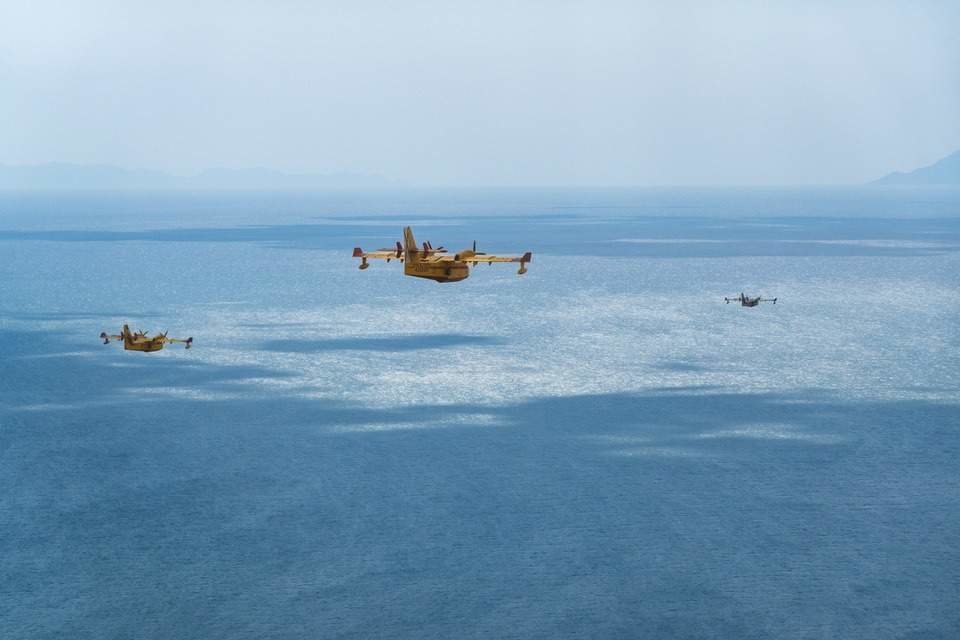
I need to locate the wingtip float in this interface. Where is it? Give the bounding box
[353,226,532,282]
[100,324,193,352]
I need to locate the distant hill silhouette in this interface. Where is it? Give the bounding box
[872,150,960,185]
[0,163,391,190]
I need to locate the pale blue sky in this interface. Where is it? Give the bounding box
[1,1,958,186]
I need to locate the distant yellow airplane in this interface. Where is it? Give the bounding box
[353,226,532,283]
[100,324,193,352]
[724,293,778,307]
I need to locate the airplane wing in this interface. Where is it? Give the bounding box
[354,244,405,270]
[353,244,403,261]
[165,336,194,349]
[457,252,532,264]
[442,251,532,274]
[354,249,398,260]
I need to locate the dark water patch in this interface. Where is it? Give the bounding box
[3,215,959,258]
[0,222,385,244]
[3,386,959,637]
[1,310,163,322]
[0,329,295,410]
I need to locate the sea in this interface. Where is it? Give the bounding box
[1,187,958,638]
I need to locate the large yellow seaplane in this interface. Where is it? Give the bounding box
[353,226,532,283]
[100,324,193,352]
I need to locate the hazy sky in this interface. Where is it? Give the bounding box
[1,1,958,186]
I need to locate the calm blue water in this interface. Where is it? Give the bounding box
[1,188,959,638]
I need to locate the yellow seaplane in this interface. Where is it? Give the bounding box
[353,226,532,283]
[100,324,193,352]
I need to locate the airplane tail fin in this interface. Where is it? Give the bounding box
[403,226,418,256]
[403,227,418,261]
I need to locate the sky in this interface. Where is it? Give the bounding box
[0,1,958,186]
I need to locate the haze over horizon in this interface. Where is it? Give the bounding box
[2,1,959,187]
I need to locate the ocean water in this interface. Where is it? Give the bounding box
[1,188,958,639]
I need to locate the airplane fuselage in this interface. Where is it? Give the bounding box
[404,258,470,282]
[124,337,167,352]
[121,324,167,352]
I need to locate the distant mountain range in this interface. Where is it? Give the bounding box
[0,163,392,190]
[872,150,960,186]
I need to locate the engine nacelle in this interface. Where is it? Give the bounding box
[454,249,475,261]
